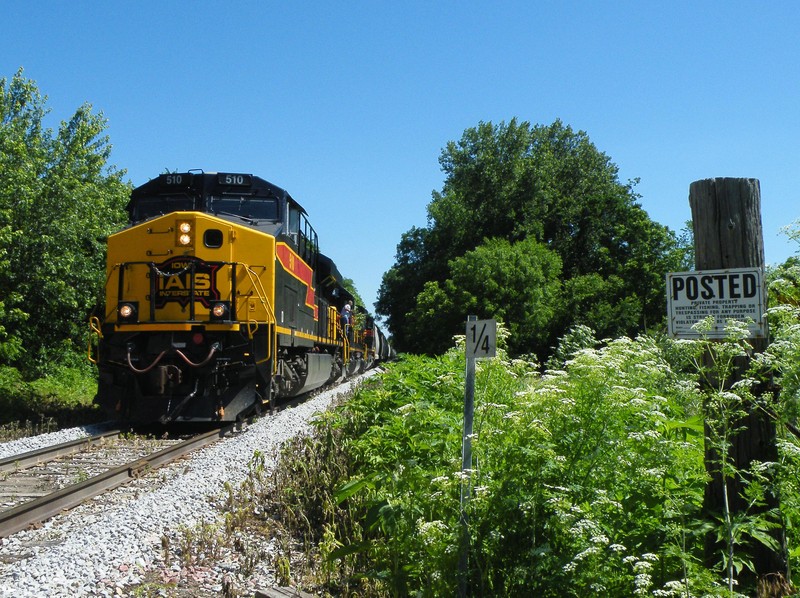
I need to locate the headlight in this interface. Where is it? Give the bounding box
[176,220,193,246]
[118,302,138,323]
[210,302,230,321]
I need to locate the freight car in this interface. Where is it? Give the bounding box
[89,171,389,423]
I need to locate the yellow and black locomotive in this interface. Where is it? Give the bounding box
[90,171,390,423]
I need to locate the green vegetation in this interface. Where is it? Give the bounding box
[0,69,129,428]
[210,297,800,596]
[377,118,691,358]
[0,363,103,440]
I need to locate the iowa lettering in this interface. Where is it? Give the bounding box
[671,273,758,301]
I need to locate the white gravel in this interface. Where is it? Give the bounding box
[0,424,111,460]
[0,374,373,597]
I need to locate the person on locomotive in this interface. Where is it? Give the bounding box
[340,301,354,342]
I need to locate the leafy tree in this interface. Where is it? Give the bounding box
[406,237,562,355]
[0,69,129,376]
[375,226,435,352]
[341,277,365,310]
[377,118,686,357]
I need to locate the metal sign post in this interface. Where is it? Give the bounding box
[459,316,496,597]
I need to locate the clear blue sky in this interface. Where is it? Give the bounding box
[3,1,799,314]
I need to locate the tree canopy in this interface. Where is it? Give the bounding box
[377,118,687,357]
[0,69,129,376]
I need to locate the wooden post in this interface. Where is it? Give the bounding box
[689,178,785,589]
[690,178,765,271]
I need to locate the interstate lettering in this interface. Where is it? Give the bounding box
[159,289,212,297]
[670,273,758,302]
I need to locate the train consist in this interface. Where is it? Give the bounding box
[90,171,392,424]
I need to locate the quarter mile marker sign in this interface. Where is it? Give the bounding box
[666,267,766,339]
[465,318,497,359]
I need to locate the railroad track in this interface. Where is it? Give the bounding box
[0,425,240,538]
[0,379,342,541]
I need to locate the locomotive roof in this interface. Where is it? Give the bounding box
[317,252,355,302]
[127,171,308,226]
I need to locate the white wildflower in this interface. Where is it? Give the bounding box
[634,572,652,595]
[664,580,685,590]
[573,546,600,561]
[634,559,654,573]
[543,370,568,379]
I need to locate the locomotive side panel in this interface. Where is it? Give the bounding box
[275,241,318,348]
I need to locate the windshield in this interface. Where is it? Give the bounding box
[209,196,279,221]
[132,195,195,222]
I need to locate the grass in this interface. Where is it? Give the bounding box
[0,364,104,441]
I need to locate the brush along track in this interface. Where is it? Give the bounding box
[0,426,236,538]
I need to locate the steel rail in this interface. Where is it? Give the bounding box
[0,429,123,474]
[0,425,234,538]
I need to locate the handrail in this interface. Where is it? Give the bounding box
[108,260,271,324]
[243,264,277,370]
[243,264,275,323]
[337,319,350,363]
[87,316,102,364]
[102,260,278,371]
[328,305,339,341]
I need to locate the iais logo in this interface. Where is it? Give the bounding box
[153,256,222,309]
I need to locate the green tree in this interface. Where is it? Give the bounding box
[375,226,435,352]
[0,68,129,376]
[407,237,562,355]
[341,277,365,310]
[377,118,685,356]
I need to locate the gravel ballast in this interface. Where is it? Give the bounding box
[0,424,109,460]
[0,375,371,597]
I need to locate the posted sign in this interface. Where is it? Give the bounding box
[666,267,766,339]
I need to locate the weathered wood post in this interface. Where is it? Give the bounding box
[689,178,786,590]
